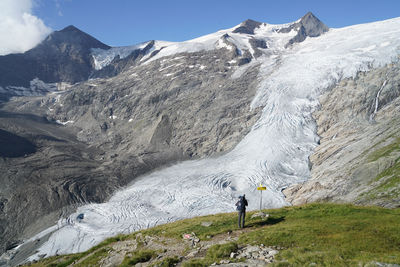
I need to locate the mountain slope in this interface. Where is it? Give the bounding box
[284,60,400,207]
[1,13,400,266]
[0,13,330,261]
[13,15,400,262]
[13,204,400,266]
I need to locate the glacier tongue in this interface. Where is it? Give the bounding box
[28,17,400,259]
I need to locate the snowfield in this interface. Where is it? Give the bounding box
[28,17,400,260]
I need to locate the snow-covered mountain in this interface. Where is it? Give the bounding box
[1,12,400,266]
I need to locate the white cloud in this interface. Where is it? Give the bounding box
[0,0,52,55]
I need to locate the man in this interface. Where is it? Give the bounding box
[236,194,248,228]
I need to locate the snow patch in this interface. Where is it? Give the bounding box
[1,78,62,97]
[56,120,74,125]
[215,38,234,51]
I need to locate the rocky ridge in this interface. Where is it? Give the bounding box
[278,12,329,46]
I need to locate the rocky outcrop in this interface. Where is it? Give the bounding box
[284,61,400,207]
[232,19,263,34]
[0,129,36,157]
[227,244,279,265]
[279,12,329,47]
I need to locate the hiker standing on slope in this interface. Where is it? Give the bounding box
[236,195,248,228]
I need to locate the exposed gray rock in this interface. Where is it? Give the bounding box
[284,60,400,207]
[201,221,213,227]
[251,212,269,219]
[43,48,261,159]
[221,245,279,266]
[248,38,268,58]
[232,19,262,35]
[279,12,329,47]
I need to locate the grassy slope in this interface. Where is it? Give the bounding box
[26,203,400,266]
[359,136,400,202]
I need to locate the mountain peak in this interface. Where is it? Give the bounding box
[298,12,329,37]
[232,19,262,34]
[0,25,111,87]
[44,25,110,50]
[278,12,329,46]
[59,25,81,33]
[302,12,317,20]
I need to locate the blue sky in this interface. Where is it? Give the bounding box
[30,0,400,46]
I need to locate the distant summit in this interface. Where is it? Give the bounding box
[233,19,263,34]
[60,25,81,32]
[40,25,110,51]
[0,25,110,89]
[232,12,329,47]
[279,12,329,46]
[0,13,329,97]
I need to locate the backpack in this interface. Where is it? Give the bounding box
[236,197,245,211]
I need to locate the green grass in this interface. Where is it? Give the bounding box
[151,256,180,267]
[74,247,112,267]
[363,159,400,201]
[26,234,127,267]
[182,258,210,267]
[182,242,241,266]
[137,212,245,240]
[26,203,400,266]
[206,242,238,260]
[238,203,400,266]
[358,135,400,202]
[48,255,82,267]
[367,137,400,163]
[120,249,157,266]
[28,253,85,267]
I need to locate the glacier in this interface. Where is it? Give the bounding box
[26,17,400,260]
[91,42,152,70]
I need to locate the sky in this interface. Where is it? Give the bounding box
[0,0,400,55]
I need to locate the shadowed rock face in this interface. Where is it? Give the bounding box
[233,19,263,34]
[0,129,36,157]
[279,12,329,47]
[0,25,110,88]
[0,108,122,256]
